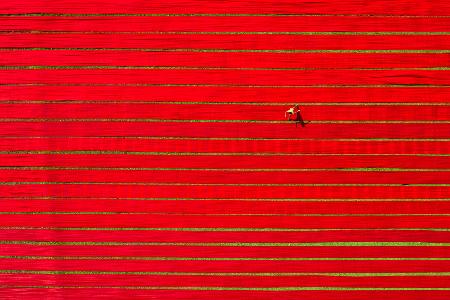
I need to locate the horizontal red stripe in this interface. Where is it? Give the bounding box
[0,122,448,138]
[1,51,449,69]
[2,34,450,50]
[2,200,450,215]
[2,258,450,273]
[2,244,449,258]
[3,16,450,32]
[2,154,447,169]
[1,228,449,243]
[0,170,447,184]
[1,86,448,103]
[2,69,449,85]
[0,274,441,291]
[0,0,447,16]
[3,289,450,300]
[0,215,449,228]
[0,104,448,121]
[2,289,450,300]
[1,185,447,199]
[0,139,448,155]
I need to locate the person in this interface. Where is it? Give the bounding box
[285,104,299,121]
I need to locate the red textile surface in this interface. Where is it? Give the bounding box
[0,1,450,299]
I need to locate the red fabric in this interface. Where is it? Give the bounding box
[0,1,450,299]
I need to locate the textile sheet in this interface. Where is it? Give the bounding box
[0,1,449,299]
